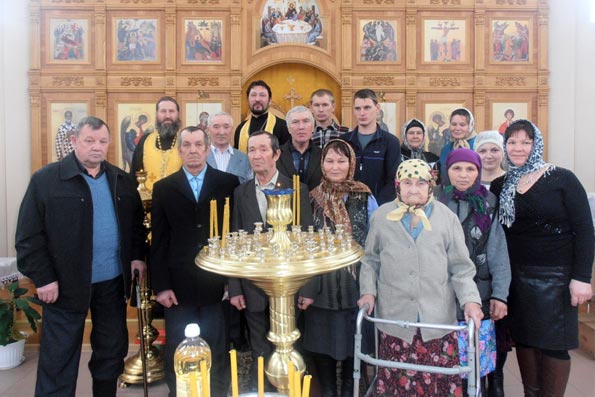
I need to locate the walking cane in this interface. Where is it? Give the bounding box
[133,269,149,397]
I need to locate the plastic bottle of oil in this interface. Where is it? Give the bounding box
[174,323,212,397]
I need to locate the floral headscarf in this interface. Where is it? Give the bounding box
[440,148,492,233]
[387,159,435,230]
[310,140,371,233]
[450,107,476,149]
[498,120,553,227]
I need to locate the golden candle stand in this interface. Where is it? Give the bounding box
[196,190,364,394]
[120,171,165,387]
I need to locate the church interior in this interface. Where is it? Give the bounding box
[1,0,595,396]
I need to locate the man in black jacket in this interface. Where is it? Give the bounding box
[15,116,147,397]
[150,126,239,397]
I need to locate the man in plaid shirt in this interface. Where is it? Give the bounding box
[309,89,349,148]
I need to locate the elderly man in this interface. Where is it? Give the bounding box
[131,96,183,189]
[233,80,290,152]
[151,126,239,397]
[309,89,349,148]
[342,89,401,204]
[206,111,253,183]
[229,130,312,391]
[276,105,322,191]
[16,116,147,397]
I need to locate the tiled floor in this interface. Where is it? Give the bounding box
[1,347,594,396]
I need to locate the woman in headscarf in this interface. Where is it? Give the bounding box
[491,120,594,397]
[439,148,511,397]
[439,107,476,183]
[358,159,483,396]
[298,139,378,397]
[474,131,510,396]
[400,118,440,180]
[474,130,506,190]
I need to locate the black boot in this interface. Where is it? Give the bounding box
[516,347,542,397]
[488,351,507,397]
[312,353,338,397]
[340,357,354,397]
[92,378,117,397]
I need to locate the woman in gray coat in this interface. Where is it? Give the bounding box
[358,159,483,396]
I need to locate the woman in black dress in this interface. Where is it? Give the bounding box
[491,120,594,397]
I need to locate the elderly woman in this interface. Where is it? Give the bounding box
[401,118,440,180]
[439,148,511,397]
[474,130,506,189]
[491,120,594,397]
[299,139,378,397]
[358,159,483,396]
[440,108,476,183]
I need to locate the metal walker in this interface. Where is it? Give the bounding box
[353,304,481,397]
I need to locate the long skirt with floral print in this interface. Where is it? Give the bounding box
[375,329,462,397]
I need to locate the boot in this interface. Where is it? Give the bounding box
[92,378,117,397]
[541,354,570,397]
[488,351,507,397]
[340,357,354,397]
[515,347,541,397]
[480,376,488,397]
[313,353,338,397]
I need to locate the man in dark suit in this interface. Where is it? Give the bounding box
[150,125,239,397]
[276,105,323,191]
[229,130,313,390]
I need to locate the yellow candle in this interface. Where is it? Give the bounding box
[296,178,301,226]
[292,176,297,225]
[200,360,210,397]
[230,349,238,397]
[287,361,295,397]
[189,371,198,397]
[222,197,230,247]
[209,200,217,238]
[257,356,264,397]
[294,371,301,397]
[302,374,312,397]
[214,200,219,237]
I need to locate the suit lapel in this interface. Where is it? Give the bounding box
[171,168,196,203]
[198,165,217,204]
[279,148,297,174]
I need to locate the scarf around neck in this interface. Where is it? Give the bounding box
[498,120,553,227]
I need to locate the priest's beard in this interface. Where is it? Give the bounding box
[156,118,181,139]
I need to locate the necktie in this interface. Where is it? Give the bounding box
[191,176,199,201]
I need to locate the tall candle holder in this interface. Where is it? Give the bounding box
[120,170,165,387]
[197,190,363,393]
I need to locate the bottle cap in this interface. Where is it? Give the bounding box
[184,323,200,338]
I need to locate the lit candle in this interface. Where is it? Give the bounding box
[302,374,312,397]
[287,360,295,397]
[200,360,210,397]
[294,370,301,397]
[258,356,264,397]
[230,349,238,397]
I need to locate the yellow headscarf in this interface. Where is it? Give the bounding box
[386,159,435,230]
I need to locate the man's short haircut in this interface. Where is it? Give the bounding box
[310,89,335,104]
[246,80,272,99]
[286,105,314,125]
[75,116,110,137]
[248,130,280,153]
[178,125,210,148]
[353,89,378,105]
[207,111,234,128]
[156,96,180,112]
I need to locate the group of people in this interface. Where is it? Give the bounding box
[15,82,593,397]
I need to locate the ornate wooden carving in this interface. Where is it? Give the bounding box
[52,76,84,87]
[429,77,461,87]
[495,76,527,86]
[363,76,394,86]
[188,77,220,87]
[120,77,153,87]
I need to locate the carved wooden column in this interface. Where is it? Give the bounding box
[537,4,550,144]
